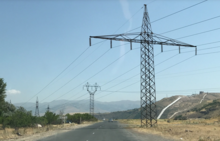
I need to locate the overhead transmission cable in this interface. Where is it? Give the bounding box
[177,27,220,40]
[36,49,111,103]
[125,0,207,33]
[22,41,105,106]
[29,48,133,110]
[151,0,207,23]
[25,5,144,107]
[46,1,213,111]
[52,51,188,110]
[160,15,220,34]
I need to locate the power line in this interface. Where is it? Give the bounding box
[176,27,220,40]
[38,49,111,103]
[197,40,220,46]
[157,69,220,79]
[24,5,144,106]
[22,41,105,106]
[198,50,220,55]
[54,50,131,100]
[155,54,179,66]
[40,0,218,112]
[156,55,195,74]
[50,48,218,112]
[28,47,133,111]
[160,15,220,34]
[101,64,139,87]
[125,0,207,33]
[96,80,140,100]
[49,48,194,111]
[79,48,220,101]
[50,68,140,111]
[151,0,207,23]
[157,65,220,76]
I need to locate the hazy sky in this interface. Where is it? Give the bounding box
[1,0,220,111]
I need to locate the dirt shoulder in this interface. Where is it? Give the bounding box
[0,122,96,141]
[118,119,220,141]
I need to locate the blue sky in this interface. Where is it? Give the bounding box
[1,0,220,110]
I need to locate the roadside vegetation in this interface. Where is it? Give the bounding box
[0,78,97,139]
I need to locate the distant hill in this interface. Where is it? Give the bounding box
[14,100,140,116]
[96,92,220,119]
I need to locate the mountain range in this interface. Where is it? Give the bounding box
[14,100,140,116]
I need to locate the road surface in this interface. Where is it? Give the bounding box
[37,121,174,141]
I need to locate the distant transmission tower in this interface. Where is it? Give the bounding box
[83,82,101,116]
[35,97,40,117]
[46,105,50,112]
[89,4,196,127]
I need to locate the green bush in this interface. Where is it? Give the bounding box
[174,115,187,120]
[66,113,97,123]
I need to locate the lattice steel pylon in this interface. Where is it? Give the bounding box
[83,82,101,116]
[46,105,50,112]
[89,4,197,127]
[35,97,40,117]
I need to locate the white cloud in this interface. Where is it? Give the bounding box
[119,0,132,31]
[7,89,21,95]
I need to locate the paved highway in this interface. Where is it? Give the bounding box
[37,121,174,141]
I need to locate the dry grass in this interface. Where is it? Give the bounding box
[0,121,97,140]
[119,118,220,141]
[0,123,76,140]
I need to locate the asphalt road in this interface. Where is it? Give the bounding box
[37,121,174,141]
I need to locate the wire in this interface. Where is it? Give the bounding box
[52,44,220,110]
[39,49,111,103]
[176,27,220,40]
[160,15,220,35]
[198,50,220,55]
[22,46,90,106]
[155,54,179,66]
[96,80,140,100]
[50,67,140,111]
[101,64,139,87]
[157,69,220,79]
[31,48,132,111]
[125,0,207,33]
[197,41,220,46]
[151,0,207,23]
[50,48,220,112]
[156,55,195,74]
[157,65,220,76]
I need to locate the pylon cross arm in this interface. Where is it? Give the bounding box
[90,32,196,49]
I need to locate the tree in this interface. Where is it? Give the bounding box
[10,107,33,129]
[0,78,6,103]
[0,78,7,116]
[44,111,59,124]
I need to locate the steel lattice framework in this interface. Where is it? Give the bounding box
[89,4,196,127]
[83,82,101,116]
[35,97,40,117]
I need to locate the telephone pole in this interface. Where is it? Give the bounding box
[83,82,101,116]
[35,97,40,117]
[89,4,196,127]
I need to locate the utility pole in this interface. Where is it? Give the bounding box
[35,97,40,117]
[83,82,101,116]
[89,4,196,127]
